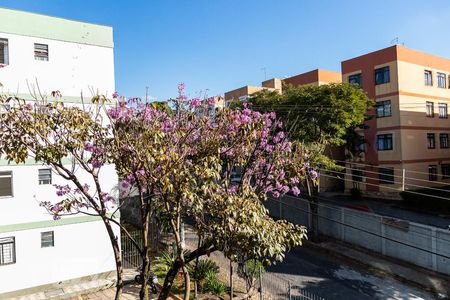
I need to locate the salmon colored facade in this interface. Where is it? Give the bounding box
[342,45,450,193]
[223,69,341,106]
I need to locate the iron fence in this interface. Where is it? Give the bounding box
[121,230,143,269]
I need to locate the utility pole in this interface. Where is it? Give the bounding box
[145,86,149,103]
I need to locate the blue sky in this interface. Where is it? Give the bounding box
[2,0,450,100]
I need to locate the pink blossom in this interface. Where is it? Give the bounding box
[310,170,318,179]
[112,91,119,99]
[292,187,300,196]
[207,97,216,105]
[190,98,201,107]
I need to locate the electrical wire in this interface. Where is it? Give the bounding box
[280,194,450,244]
[269,197,450,260]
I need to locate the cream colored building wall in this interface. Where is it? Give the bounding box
[376,94,401,128]
[398,95,450,127]
[376,129,402,162]
[400,129,450,161]
[397,61,450,98]
[374,61,399,96]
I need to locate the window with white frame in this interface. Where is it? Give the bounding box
[375,67,390,85]
[427,133,436,149]
[429,165,438,181]
[38,169,52,185]
[0,38,8,65]
[34,43,49,61]
[0,237,15,265]
[376,100,391,118]
[349,73,362,88]
[439,103,448,118]
[41,231,54,248]
[424,70,433,86]
[438,72,447,88]
[377,134,393,150]
[440,133,449,149]
[442,164,450,179]
[426,101,434,117]
[0,171,13,197]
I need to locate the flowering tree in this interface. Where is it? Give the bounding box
[0,94,126,300]
[107,85,308,300]
[1,85,309,300]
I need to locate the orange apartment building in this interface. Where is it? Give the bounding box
[224,69,341,105]
[342,45,450,193]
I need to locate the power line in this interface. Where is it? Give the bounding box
[320,166,450,194]
[284,195,450,244]
[318,172,450,202]
[270,197,450,260]
[337,159,450,177]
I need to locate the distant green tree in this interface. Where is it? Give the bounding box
[249,83,373,148]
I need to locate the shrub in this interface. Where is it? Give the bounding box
[153,248,192,273]
[188,259,219,281]
[203,270,226,296]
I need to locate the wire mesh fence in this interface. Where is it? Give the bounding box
[259,272,324,300]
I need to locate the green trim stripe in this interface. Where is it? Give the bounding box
[0,7,113,48]
[0,215,102,234]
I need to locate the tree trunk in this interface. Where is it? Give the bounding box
[102,217,123,300]
[158,260,182,300]
[181,264,190,300]
[306,178,319,242]
[140,210,151,300]
[229,259,233,300]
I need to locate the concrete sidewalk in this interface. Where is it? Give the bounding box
[5,270,137,300]
[306,239,450,299]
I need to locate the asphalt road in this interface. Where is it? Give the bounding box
[265,245,437,300]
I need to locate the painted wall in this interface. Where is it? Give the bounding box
[0,219,119,294]
[0,32,114,99]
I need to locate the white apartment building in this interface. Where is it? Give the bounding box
[0,8,119,297]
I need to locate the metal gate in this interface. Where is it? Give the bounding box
[121,230,143,269]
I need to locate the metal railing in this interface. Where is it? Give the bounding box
[121,230,143,269]
[260,272,325,300]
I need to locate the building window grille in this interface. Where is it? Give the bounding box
[427,133,436,149]
[0,38,8,65]
[438,72,447,88]
[38,169,52,185]
[424,70,433,86]
[379,168,394,184]
[41,231,54,248]
[34,43,49,61]
[0,237,15,265]
[0,171,13,197]
[375,67,390,85]
[377,134,393,151]
[442,164,450,179]
[439,103,448,118]
[426,101,434,117]
[428,165,438,181]
[440,133,449,149]
[349,73,362,88]
[376,100,391,118]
